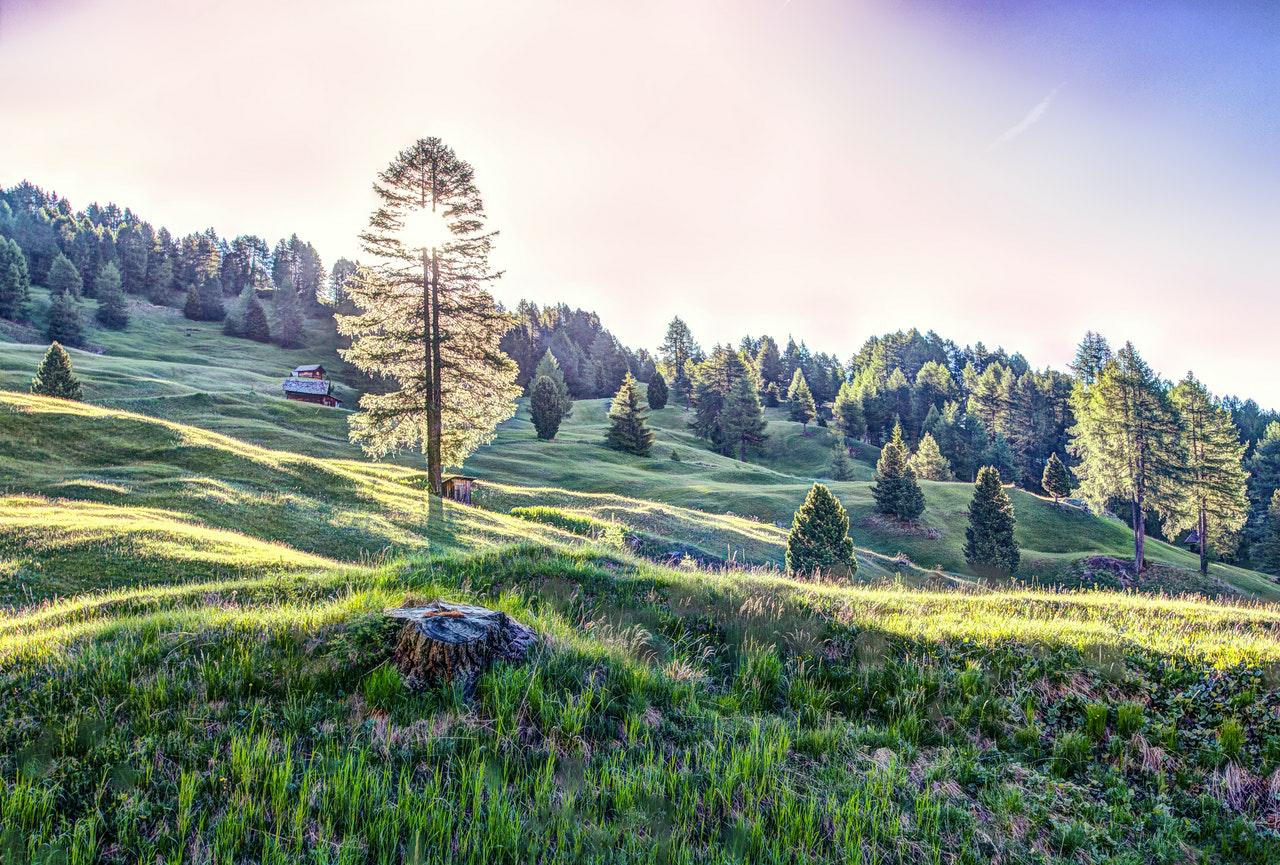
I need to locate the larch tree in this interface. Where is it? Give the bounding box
[832,380,865,445]
[659,317,700,407]
[872,421,925,520]
[338,138,520,494]
[533,349,573,418]
[45,291,85,346]
[908,432,952,480]
[964,466,1019,574]
[718,374,768,460]
[605,373,655,455]
[1069,330,1113,385]
[93,261,129,329]
[30,341,82,400]
[1167,374,1248,575]
[1068,342,1183,573]
[46,253,82,298]
[530,375,563,440]
[1041,452,1072,505]
[787,368,816,431]
[646,369,668,410]
[786,482,856,579]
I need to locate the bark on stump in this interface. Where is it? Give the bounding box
[388,601,537,693]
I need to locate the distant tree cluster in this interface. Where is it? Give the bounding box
[0,180,332,350]
[501,301,655,400]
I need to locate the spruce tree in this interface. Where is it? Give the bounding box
[764,382,781,408]
[1041,452,1072,505]
[872,421,925,520]
[964,465,1019,574]
[0,238,32,320]
[647,369,668,410]
[605,373,655,456]
[146,257,174,304]
[787,368,816,431]
[1167,374,1249,575]
[45,291,85,346]
[659,317,700,407]
[222,286,248,336]
[830,444,854,481]
[534,349,573,417]
[980,433,1017,481]
[754,335,783,390]
[183,285,202,320]
[46,253,82,298]
[718,374,768,460]
[689,344,747,445]
[908,432,952,480]
[786,482,857,579]
[272,277,304,348]
[530,374,564,440]
[244,296,271,342]
[198,275,225,321]
[1247,423,1280,563]
[832,380,865,443]
[1253,490,1280,575]
[29,341,82,400]
[93,262,129,329]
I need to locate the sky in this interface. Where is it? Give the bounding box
[2,0,1278,403]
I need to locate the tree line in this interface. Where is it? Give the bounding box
[0,180,338,351]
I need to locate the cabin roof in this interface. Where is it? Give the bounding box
[293,364,326,374]
[443,475,478,483]
[283,378,331,395]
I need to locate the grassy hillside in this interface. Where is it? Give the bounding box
[5,544,1280,863]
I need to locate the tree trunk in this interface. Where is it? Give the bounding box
[388,602,537,694]
[427,249,443,496]
[421,247,441,496]
[1131,496,1145,573]
[1199,507,1209,576]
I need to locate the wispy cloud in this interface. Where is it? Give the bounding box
[989,84,1062,150]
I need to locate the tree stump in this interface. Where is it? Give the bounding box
[388,601,537,693]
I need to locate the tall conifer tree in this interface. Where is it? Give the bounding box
[93,261,129,329]
[605,373,654,455]
[530,375,563,440]
[1041,452,1072,505]
[647,369,668,410]
[338,138,520,490]
[787,369,816,431]
[718,374,768,460]
[964,466,1019,573]
[872,421,925,520]
[30,341,82,400]
[786,483,857,578]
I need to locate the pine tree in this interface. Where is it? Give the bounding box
[116,224,149,295]
[754,335,783,389]
[0,238,32,321]
[222,286,248,336]
[689,345,747,444]
[29,341,82,400]
[198,275,225,321]
[646,369,668,410]
[1247,423,1280,564]
[272,277,304,348]
[718,374,768,460]
[787,368,816,431]
[763,382,781,408]
[659,317,700,407]
[832,380,865,443]
[533,349,573,417]
[146,257,173,304]
[1167,374,1248,575]
[530,375,564,440]
[45,291,85,346]
[244,295,271,342]
[337,138,520,490]
[605,373,655,456]
[908,432,952,480]
[1041,452,1072,505]
[964,466,1019,574]
[980,433,1017,481]
[1069,331,1113,385]
[1253,490,1280,575]
[46,253,82,298]
[93,261,128,329]
[872,421,925,520]
[830,444,854,481]
[786,482,857,579]
[1069,342,1183,572]
[182,285,201,320]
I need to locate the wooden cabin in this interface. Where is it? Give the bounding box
[282,376,341,408]
[293,364,327,379]
[1183,528,1202,551]
[442,475,478,505]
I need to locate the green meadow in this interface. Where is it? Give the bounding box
[2,296,1280,862]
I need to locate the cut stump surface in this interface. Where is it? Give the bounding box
[388,601,537,692]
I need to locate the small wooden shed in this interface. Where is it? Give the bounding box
[442,475,478,505]
[293,364,327,379]
[1183,528,1202,551]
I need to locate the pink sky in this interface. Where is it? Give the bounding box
[2,0,1277,404]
